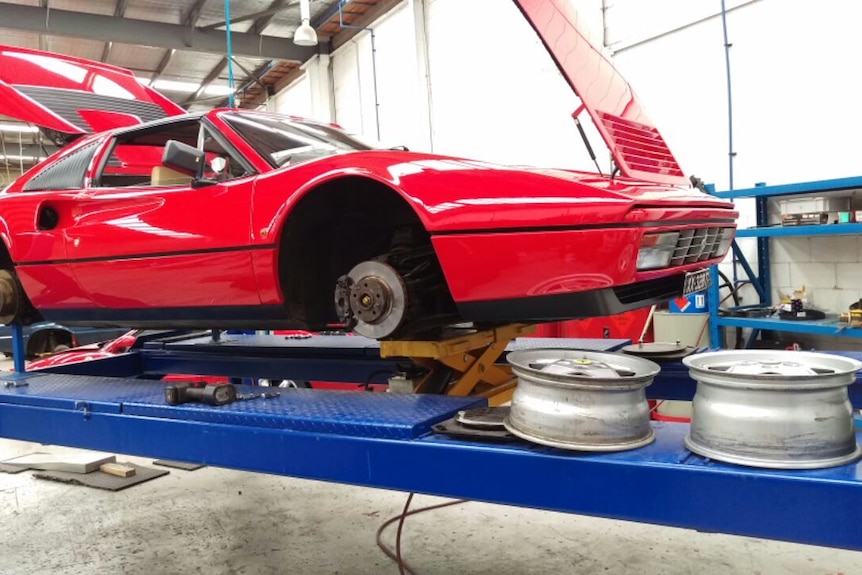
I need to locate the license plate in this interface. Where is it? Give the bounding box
[682,269,711,296]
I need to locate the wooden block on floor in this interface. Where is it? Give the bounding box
[33,463,168,491]
[1,452,116,474]
[100,462,136,478]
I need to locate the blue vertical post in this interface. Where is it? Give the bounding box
[11,323,25,373]
[224,0,235,108]
[707,266,721,349]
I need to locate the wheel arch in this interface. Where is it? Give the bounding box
[273,173,442,330]
[0,218,43,325]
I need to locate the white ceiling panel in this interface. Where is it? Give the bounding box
[164,51,228,78]
[0,30,41,50]
[50,0,116,15]
[124,0,193,23]
[43,36,105,61]
[106,43,166,73]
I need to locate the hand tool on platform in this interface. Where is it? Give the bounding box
[165,382,237,406]
[165,382,280,406]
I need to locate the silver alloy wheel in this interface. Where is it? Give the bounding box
[683,350,862,469]
[504,349,660,451]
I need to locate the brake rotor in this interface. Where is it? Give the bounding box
[345,261,407,339]
[0,270,22,325]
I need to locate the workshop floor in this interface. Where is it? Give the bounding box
[0,435,858,575]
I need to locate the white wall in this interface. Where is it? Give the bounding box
[269,0,862,348]
[424,0,600,170]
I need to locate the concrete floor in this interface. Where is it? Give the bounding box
[0,437,858,575]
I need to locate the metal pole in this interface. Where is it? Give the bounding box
[224,0,235,108]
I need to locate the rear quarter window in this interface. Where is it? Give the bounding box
[23,140,101,192]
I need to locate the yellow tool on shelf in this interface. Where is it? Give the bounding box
[379,323,536,406]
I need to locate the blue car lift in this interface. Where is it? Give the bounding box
[0,329,860,552]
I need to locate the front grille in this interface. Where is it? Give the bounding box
[614,275,684,305]
[669,227,725,266]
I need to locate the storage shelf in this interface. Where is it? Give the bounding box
[708,174,862,347]
[735,223,862,238]
[712,175,862,199]
[713,315,862,337]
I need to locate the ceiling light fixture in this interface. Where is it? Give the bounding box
[294,0,318,46]
[0,123,39,134]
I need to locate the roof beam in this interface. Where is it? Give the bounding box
[253,0,289,35]
[150,49,176,84]
[203,0,293,31]
[182,57,229,107]
[0,3,317,61]
[101,0,130,62]
[183,0,207,27]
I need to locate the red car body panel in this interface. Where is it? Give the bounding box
[0,3,737,333]
[0,45,183,135]
[514,0,687,185]
[433,223,725,304]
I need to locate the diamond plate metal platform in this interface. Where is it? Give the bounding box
[0,373,484,439]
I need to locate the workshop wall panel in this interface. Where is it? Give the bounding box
[423,0,601,171]
[272,75,313,119]
[331,2,425,150]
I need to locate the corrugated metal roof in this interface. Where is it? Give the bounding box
[50,0,117,16]
[42,36,106,62]
[0,0,393,113]
[106,43,167,72]
[0,30,41,50]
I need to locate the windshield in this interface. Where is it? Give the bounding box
[221,112,374,167]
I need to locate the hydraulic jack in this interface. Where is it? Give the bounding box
[379,323,535,405]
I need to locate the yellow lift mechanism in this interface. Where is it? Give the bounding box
[378,323,536,406]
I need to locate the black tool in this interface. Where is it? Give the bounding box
[165,382,237,406]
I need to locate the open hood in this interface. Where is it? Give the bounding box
[0,45,184,141]
[514,0,688,185]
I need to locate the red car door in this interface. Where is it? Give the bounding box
[64,125,260,315]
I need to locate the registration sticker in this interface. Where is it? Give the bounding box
[682,269,711,296]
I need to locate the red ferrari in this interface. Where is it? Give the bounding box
[0,0,736,339]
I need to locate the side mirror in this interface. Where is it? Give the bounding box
[162,140,205,179]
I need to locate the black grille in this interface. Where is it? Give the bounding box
[15,85,172,133]
[23,140,100,192]
[669,227,727,266]
[614,275,685,305]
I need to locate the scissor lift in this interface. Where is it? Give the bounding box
[0,327,860,552]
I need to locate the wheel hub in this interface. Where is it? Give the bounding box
[351,276,393,324]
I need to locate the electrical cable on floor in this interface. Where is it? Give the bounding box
[375,492,470,575]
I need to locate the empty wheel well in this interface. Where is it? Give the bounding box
[0,237,42,325]
[278,176,431,329]
[26,328,74,358]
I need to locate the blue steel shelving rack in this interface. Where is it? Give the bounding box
[707,175,862,347]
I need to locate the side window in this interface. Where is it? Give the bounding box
[92,120,252,188]
[97,141,167,187]
[23,140,100,192]
[200,126,252,181]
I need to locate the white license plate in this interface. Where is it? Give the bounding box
[682,269,711,296]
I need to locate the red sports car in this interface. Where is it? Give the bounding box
[0,0,736,339]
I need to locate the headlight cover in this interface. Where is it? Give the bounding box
[637,232,680,270]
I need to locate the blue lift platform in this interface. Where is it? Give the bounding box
[0,330,860,552]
